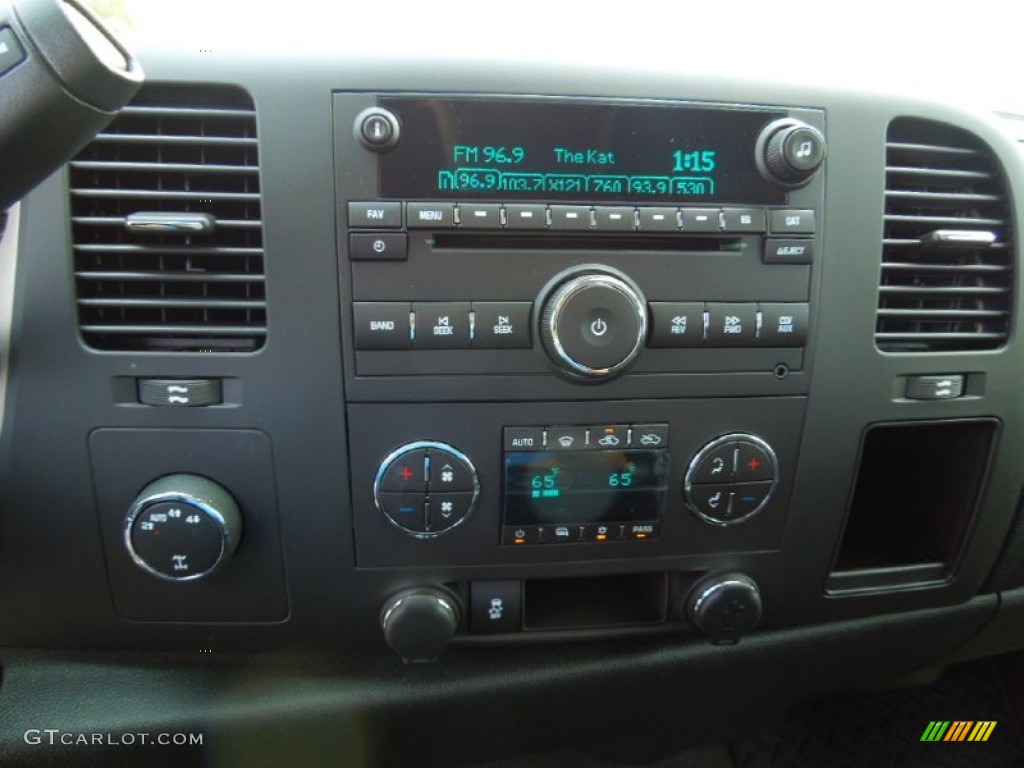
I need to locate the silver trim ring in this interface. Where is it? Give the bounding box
[546,273,648,378]
[123,491,232,583]
[373,440,480,539]
[689,575,761,624]
[684,433,779,527]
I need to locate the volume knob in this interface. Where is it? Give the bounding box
[539,267,647,381]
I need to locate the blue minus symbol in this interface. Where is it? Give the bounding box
[398,506,415,514]
[741,496,756,503]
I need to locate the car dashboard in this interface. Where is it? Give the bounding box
[1,13,1024,766]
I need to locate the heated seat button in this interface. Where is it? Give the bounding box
[472,302,532,349]
[735,441,775,482]
[379,449,428,492]
[691,442,736,483]
[353,302,411,349]
[470,580,522,634]
[413,302,471,349]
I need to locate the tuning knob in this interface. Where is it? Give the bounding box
[538,266,647,381]
[124,474,242,582]
[686,572,762,645]
[757,119,826,187]
[380,587,461,662]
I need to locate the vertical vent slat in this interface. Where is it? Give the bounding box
[69,84,265,352]
[876,118,1014,352]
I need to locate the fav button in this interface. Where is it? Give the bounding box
[348,201,402,229]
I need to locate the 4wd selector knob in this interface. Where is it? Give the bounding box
[757,118,826,187]
[539,267,647,381]
[124,474,242,582]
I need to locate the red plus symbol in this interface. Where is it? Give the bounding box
[399,466,414,481]
[747,458,761,471]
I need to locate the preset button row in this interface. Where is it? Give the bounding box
[348,201,815,235]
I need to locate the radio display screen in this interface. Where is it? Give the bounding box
[378,97,786,204]
[503,449,670,527]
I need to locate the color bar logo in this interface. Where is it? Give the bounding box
[920,721,997,742]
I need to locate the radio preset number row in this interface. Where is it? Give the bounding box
[348,201,815,235]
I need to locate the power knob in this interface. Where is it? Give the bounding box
[538,266,648,381]
[124,474,242,582]
[756,119,826,187]
[686,572,762,645]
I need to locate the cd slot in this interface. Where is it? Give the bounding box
[430,232,746,253]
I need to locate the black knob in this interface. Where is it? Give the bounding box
[124,474,242,582]
[380,587,461,662]
[757,119,826,187]
[354,107,400,152]
[539,267,647,381]
[686,572,762,645]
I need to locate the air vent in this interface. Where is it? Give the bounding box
[69,85,265,352]
[877,118,1013,352]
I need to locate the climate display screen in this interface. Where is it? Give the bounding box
[504,450,670,526]
[378,97,786,204]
